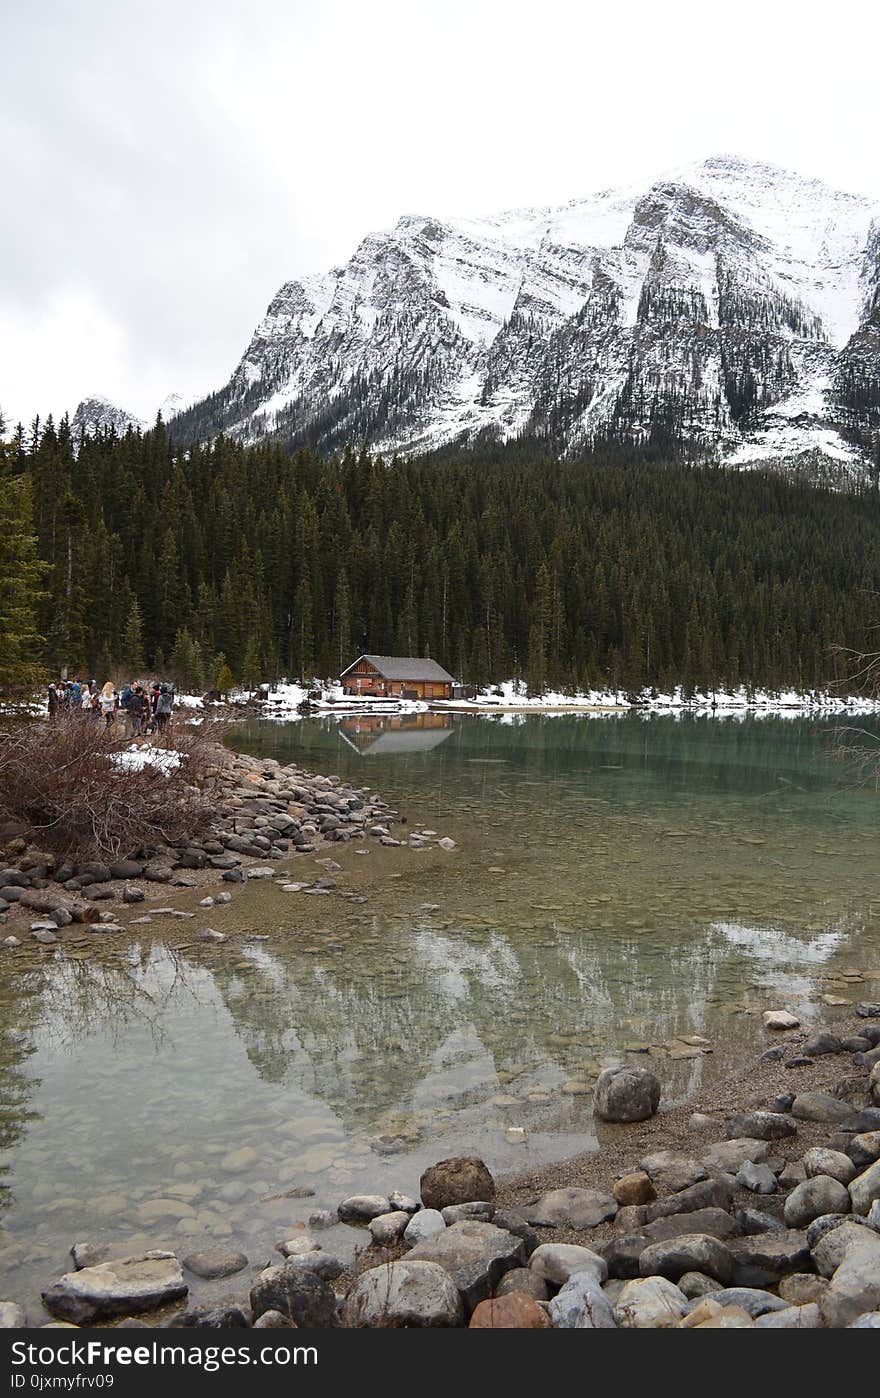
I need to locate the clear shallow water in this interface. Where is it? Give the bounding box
[1,712,879,1320]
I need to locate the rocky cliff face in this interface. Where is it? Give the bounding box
[169,157,880,469]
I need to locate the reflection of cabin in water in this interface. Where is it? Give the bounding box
[339,712,454,756]
[339,654,455,701]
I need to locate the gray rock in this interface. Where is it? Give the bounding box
[644,1208,740,1242]
[639,1150,708,1194]
[182,1249,248,1280]
[678,1272,720,1298]
[42,1252,187,1324]
[736,1161,777,1194]
[308,1210,338,1230]
[249,1262,337,1326]
[529,1243,607,1286]
[819,1229,880,1327]
[613,1276,688,1328]
[802,1147,857,1186]
[701,1139,771,1174]
[337,1194,391,1223]
[784,1175,851,1228]
[494,1268,548,1301]
[387,1191,419,1213]
[727,1230,811,1286]
[848,1132,880,1170]
[369,1211,411,1245]
[791,1091,853,1124]
[419,1156,496,1211]
[343,1260,463,1327]
[283,1252,343,1282]
[811,1219,877,1276]
[523,1186,617,1230]
[252,1310,294,1328]
[441,1201,494,1224]
[755,1302,821,1328]
[0,1302,26,1327]
[736,1208,785,1235]
[406,1220,525,1314]
[638,1234,733,1285]
[857,1002,880,1017]
[594,1065,661,1123]
[122,886,145,904]
[549,1271,616,1328]
[403,1210,446,1245]
[724,1111,797,1141]
[490,1210,539,1256]
[697,1286,789,1317]
[848,1311,880,1327]
[644,1176,733,1222]
[801,1032,842,1057]
[849,1159,880,1216]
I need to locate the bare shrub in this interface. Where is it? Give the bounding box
[0,715,228,861]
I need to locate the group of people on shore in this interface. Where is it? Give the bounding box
[47,678,176,736]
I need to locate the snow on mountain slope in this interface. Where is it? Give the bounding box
[168,156,880,467]
[71,391,188,440]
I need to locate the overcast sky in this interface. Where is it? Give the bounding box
[3,0,879,428]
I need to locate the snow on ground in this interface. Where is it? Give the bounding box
[111,745,182,773]
[248,677,880,720]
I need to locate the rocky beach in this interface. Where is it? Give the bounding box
[0,735,878,1329]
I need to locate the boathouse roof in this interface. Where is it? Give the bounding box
[340,654,455,683]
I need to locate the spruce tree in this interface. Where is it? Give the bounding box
[0,468,48,697]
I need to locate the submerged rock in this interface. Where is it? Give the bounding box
[42,1252,187,1324]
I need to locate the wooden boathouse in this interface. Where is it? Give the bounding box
[339,654,455,701]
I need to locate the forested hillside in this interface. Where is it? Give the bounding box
[4,415,880,696]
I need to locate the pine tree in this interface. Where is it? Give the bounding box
[124,599,145,674]
[0,470,48,696]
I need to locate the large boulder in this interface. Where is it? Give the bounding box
[644,1176,734,1222]
[638,1234,733,1286]
[495,1268,548,1301]
[528,1243,607,1287]
[701,1139,771,1173]
[803,1148,857,1186]
[406,1221,524,1314]
[594,1066,660,1123]
[727,1231,811,1287]
[639,1151,707,1194]
[613,1276,688,1327]
[791,1092,853,1125]
[523,1187,617,1230]
[337,1194,391,1223]
[811,1220,876,1277]
[784,1176,851,1228]
[469,1293,552,1328]
[847,1132,880,1169]
[419,1157,495,1211]
[403,1210,446,1245]
[249,1262,337,1326]
[548,1272,616,1329]
[819,1230,880,1328]
[724,1111,796,1141]
[42,1252,186,1324]
[849,1159,880,1217]
[343,1261,463,1327]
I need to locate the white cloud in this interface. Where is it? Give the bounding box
[2,0,879,426]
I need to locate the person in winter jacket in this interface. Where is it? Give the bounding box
[100,681,116,727]
[155,684,174,733]
[128,686,147,738]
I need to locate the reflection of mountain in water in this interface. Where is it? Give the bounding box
[338,713,454,757]
[202,914,847,1133]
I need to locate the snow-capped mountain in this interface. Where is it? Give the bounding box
[71,391,187,439]
[170,156,880,467]
[71,395,146,438]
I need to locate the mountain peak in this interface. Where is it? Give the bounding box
[168,157,880,473]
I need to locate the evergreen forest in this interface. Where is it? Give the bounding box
[2,413,880,698]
